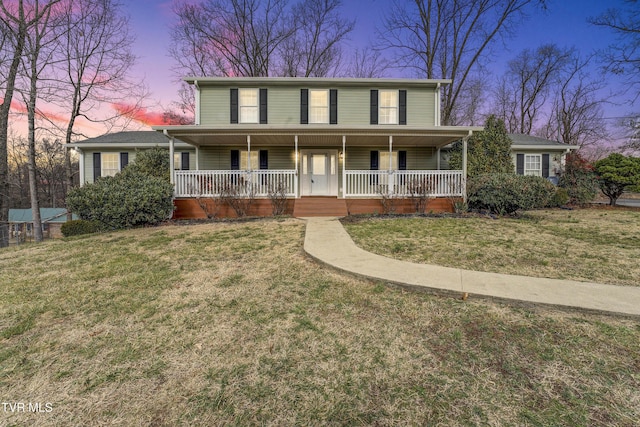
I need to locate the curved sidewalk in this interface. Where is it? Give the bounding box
[303,217,640,317]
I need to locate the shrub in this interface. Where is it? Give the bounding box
[594,153,640,206]
[550,187,570,207]
[468,174,556,215]
[67,168,174,229]
[558,152,598,205]
[61,219,102,237]
[128,147,171,181]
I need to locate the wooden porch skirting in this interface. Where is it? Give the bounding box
[173,197,456,219]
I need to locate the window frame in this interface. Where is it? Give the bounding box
[379,90,399,125]
[309,89,329,124]
[101,152,120,177]
[239,88,259,124]
[524,154,542,176]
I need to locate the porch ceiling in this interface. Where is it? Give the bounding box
[154,125,481,149]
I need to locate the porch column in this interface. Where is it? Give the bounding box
[342,135,346,199]
[388,135,394,195]
[463,131,470,202]
[247,135,251,170]
[195,146,200,170]
[169,136,175,185]
[76,148,85,185]
[294,135,299,198]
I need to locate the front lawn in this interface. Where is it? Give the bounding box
[1,218,639,425]
[343,208,640,287]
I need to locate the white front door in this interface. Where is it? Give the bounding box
[301,150,338,196]
[311,154,329,195]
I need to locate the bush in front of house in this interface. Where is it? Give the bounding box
[67,168,174,229]
[468,174,556,215]
[558,152,598,205]
[128,147,171,181]
[61,219,103,237]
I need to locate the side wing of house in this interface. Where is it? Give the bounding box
[509,134,579,182]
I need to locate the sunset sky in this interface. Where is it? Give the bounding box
[11,0,635,140]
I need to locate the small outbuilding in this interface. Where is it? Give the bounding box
[8,208,77,243]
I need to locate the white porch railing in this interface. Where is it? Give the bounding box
[344,170,465,197]
[175,170,297,198]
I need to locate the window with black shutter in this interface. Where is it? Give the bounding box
[230,88,238,124]
[399,90,407,125]
[370,90,378,124]
[542,154,550,178]
[93,152,101,180]
[120,152,129,169]
[300,89,309,124]
[231,150,240,170]
[329,89,338,124]
[516,154,524,175]
[259,88,268,124]
[181,152,190,170]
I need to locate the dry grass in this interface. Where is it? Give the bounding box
[1,217,639,426]
[343,207,640,287]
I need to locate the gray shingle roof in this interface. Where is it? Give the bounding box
[508,133,569,147]
[79,131,179,144]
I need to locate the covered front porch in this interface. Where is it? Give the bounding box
[160,126,474,201]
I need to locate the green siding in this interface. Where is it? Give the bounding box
[345,147,437,170]
[198,147,294,170]
[200,87,230,125]
[198,84,438,126]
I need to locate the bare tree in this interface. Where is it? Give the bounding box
[279,0,354,77]
[170,0,353,78]
[538,54,608,150]
[50,0,137,219]
[494,44,572,134]
[344,46,390,78]
[590,1,640,99]
[378,0,545,125]
[171,0,294,77]
[0,0,60,247]
[19,0,62,242]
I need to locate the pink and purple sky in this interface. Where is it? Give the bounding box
[12,0,636,140]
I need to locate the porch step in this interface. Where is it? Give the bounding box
[293,197,348,217]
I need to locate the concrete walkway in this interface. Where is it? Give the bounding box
[303,217,640,317]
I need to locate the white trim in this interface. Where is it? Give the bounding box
[239,88,259,124]
[309,89,329,124]
[194,80,201,125]
[169,136,175,184]
[76,148,85,185]
[524,153,542,176]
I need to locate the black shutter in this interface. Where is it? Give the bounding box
[370,150,379,170]
[259,88,267,124]
[300,89,308,124]
[399,90,407,125]
[398,150,407,170]
[181,152,190,170]
[120,152,128,169]
[330,89,338,124]
[231,150,240,170]
[370,90,378,124]
[230,88,238,124]
[259,150,268,170]
[516,154,524,175]
[542,154,550,178]
[93,152,101,180]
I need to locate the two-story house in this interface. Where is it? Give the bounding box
[70,77,576,218]
[157,77,479,217]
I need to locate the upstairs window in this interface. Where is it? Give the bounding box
[309,89,329,124]
[239,88,258,123]
[379,90,398,124]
